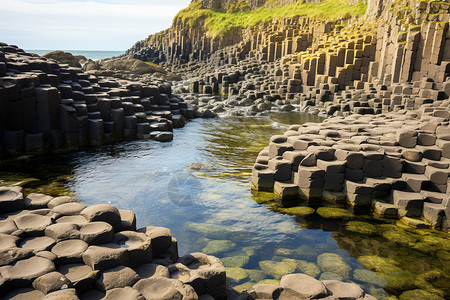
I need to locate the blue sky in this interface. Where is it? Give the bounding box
[0,0,191,51]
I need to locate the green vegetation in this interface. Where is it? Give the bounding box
[175,0,368,37]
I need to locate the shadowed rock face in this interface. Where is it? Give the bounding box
[42,51,84,68]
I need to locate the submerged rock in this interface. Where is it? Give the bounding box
[353,269,387,287]
[259,260,296,280]
[202,240,236,255]
[226,267,248,283]
[221,256,249,268]
[345,221,377,236]
[399,289,444,300]
[316,253,351,278]
[316,207,353,219]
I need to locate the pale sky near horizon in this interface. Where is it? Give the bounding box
[0,0,191,51]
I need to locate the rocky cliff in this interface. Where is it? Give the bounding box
[124,0,449,93]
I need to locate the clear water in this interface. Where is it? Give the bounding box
[25,50,124,60]
[1,112,449,299]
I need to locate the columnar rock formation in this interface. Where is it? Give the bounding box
[125,0,450,101]
[0,186,378,299]
[0,43,199,158]
[252,103,450,231]
[0,186,228,298]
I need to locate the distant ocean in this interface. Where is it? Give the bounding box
[25,50,124,60]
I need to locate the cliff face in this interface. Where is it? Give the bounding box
[124,0,450,90]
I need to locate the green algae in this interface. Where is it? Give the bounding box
[247,269,267,282]
[295,260,321,278]
[257,279,280,285]
[251,190,275,204]
[345,221,377,236]
[399,289,444,300]
[357,255,401,273]
[272,205,316,216]
[202,239,236,254]
[353,269,388,287]
[414,270,447,297]
[259,260,296,279]
[318,272,343,281]
[226,267,249,283]
[233,281,255,292]
[221,255,249,268]
[378,270,417,292]
[316,207,353,219]
[317,253,351,278]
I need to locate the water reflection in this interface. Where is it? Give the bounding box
[1,112,449,298]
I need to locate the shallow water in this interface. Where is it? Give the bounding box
[1,112,449,299]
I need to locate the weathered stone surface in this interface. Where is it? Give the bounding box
[0,256,55,287]
[79,222,114,245]
[51,239,88,264]
[80,205,121,226]
[57,263,99,294]
[96,266,140,292]
[0,187,24,213]
[280,274,327,299]
[82,244,129,271]
[103,286,145,300]
[32,271,72,294]
[133,277,198,300]
[14,213,53,236]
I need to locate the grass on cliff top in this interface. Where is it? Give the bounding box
[175,0,367,37]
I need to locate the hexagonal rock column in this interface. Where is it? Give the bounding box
[172,252,227,300]
[0,186,24,213]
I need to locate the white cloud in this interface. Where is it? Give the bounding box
[0,0,191,50]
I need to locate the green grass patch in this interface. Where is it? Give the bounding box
[175,0,367,37]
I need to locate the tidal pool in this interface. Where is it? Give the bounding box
[1,112,449,299]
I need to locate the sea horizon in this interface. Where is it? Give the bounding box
[25,49,124,60]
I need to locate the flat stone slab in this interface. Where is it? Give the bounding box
[0,256,55,286]
[14,213,53,236]
[79,222,114,245]
[82,244,129,271]
[52,239,89,264]
[0,186,24,213]
[20,236,55,252]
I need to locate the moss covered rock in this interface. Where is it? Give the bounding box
[345,221,377,236]
[202,239,236,254]
[399,289,444,300]
[257,279,280,285]
[273,205,315,216]
[259,260,296,279]
[353,269,387,287]
[357,255,400,273]
[316,207,353,219]
[317,253,351,278]
[43,51,83,68]
[221,255,249,268]
[382,228,417,246]
[226,267,248,283]
[247,269,266,282]
[318,272,343,281]
[378,270,417,292]
[233,281,255,292]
